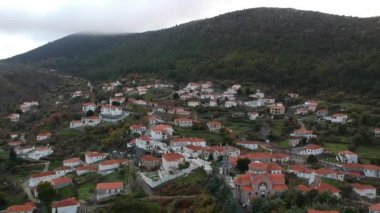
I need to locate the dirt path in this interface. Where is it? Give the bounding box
[297,119,305,129]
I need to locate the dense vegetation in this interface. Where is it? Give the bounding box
[5,8,380,99]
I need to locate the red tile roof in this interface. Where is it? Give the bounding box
[63,157,80,164]
[307,209,339,213]
[151,124,172,132]
[315,168,340,176]
[50,177,72,186]
[171,137,205,144]
[303,144,322,150]
[55,166,72,171]
[162,153,184,161]
[269,174,286,182]
[249,162,267,169]
[6,202,36,213]
[130,124,146,129]
[237,141,259,145]
[338,150,357,156]
[290,165,314,174]
[141,155,160,161]
[31,171,55,178]
[96,182,123,190]
[86,152,106,158]
[99,159,128,166]
[351,183,376,190]
[175,117,193,122]
[82,102,95,106]
[51,197,79,208]
[207,121,222,127]
[76,164,97,171]
[369,203,380,211]
[272,184,288,191]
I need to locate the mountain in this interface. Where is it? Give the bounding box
[5,8,380,96]
[0,63,83,114]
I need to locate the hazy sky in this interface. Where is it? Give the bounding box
[1,0,380,59]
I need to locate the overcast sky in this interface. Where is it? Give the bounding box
[1,0,380,59]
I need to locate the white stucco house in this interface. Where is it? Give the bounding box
[351,183,376,199]
[337,150,358,164]
[51,197,80,213]
[236,141,259,150]
[162,152,185,171]
[96,182,123,201]
[85,152,107,164]
[150,124,174,140]
[300,144,323,155]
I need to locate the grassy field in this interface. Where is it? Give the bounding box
[323,143,348,154]
[174,128,225,145]
[356,144,380,160]
[277,139,289,148]
[157,168,208,196]
[78,181,95,201]
[271,119,285,138]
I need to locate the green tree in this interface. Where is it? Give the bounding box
[307,155,318,165]
[236,158,250,173]
[37,182,56,204]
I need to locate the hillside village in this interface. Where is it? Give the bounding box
[0,75,380,213]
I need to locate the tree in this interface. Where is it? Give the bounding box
[9,148,18,162]
[340,185,354,199]
[0,192,7,209]
[85,110,94,117]
[172,93,179,100]
[307,155,318,165]
[236,158,250,173]
[37,182,56,204]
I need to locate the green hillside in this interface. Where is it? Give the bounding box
[5,8,380,96]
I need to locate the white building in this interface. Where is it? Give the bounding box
[82,102,96,113]
[244,99,265,108]
[209,100,218,107]
[6,113,20,122]
[337,150,358,164]
[170,137,206,151]
[130,124,147,135]
[29,171,57,187]
[174,118,193,128]
[28,146,54,160]
[15,146,34,155]
[98,159,128,175]
[162,152,185,171]
[325,113,348,124]
[288,165,315,184]
[236,141,259,150]
[300,144,323,155]
[100,104,123,117]
[315,168,344,181]
[188,101,200,107]
[96,182,123,201]
[55,166,75,177]
[247,112,259,120]
[363,165,380,178]
[72,91,83,98]
[351,183,376,199]
[51,197,80,213]
[63,158,81,167]
[290,128,317,139]
[225,100,238,108]
[207,121,222,133]
[37,132,52,141]
[85,152,107,164]
[76,164,97,176]
[150,124,174,140]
